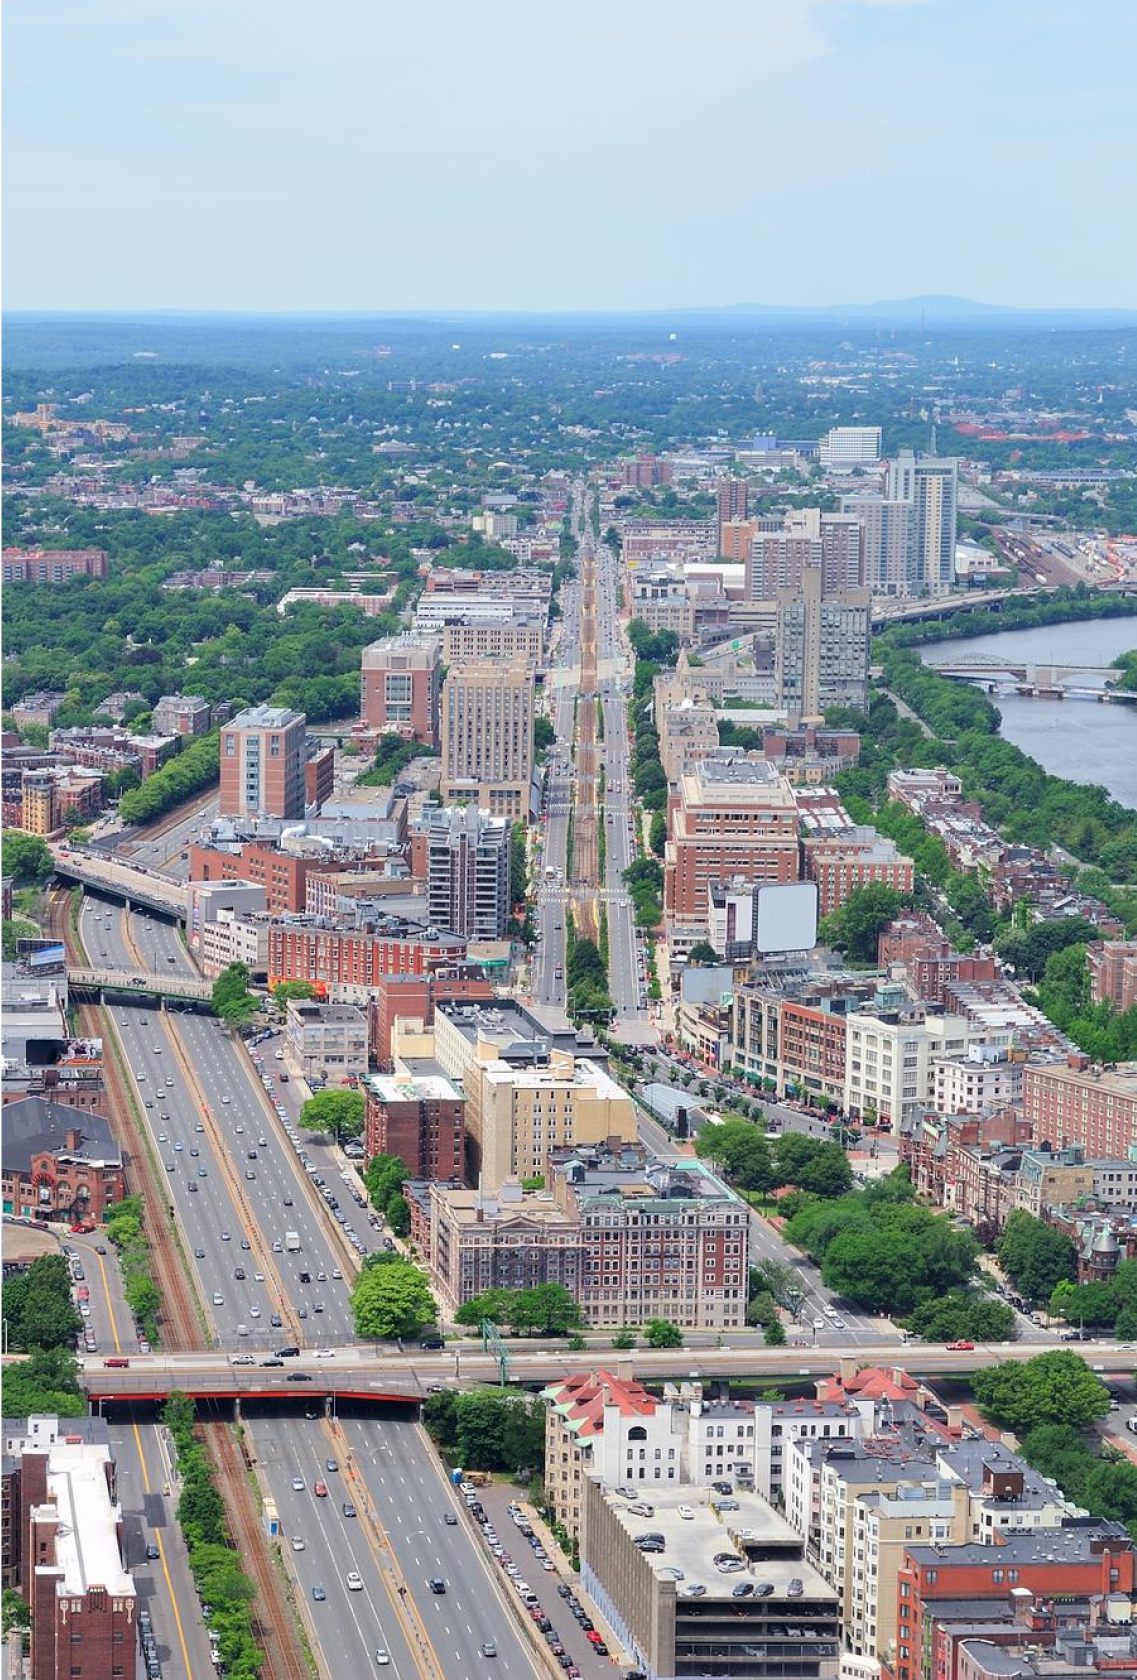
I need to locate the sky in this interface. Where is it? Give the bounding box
[4,0,1136,314]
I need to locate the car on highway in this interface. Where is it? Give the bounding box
[342,1502,356,1518]
[313,1479,328,1497]
[946,1339,976,1351]
[291,1477,306,1491]
[291,1536,305,1551]
[346,1571,364,1592]
[312,1585,326,1602]
[231,1354,256,1366]
[429,1577,446,1594]
[374,1652,390,1666]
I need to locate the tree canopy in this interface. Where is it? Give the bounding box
[298,1088,364,1140]
[351,1256,436,1339]
[997,1210,1077,1304]
[973,1351,1110,1431]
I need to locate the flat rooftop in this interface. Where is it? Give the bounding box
[40,1442,132,1597]
[594,1481,835,1604]
[366,1070,462,1104]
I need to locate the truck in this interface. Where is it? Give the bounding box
[284,1231,300,1252]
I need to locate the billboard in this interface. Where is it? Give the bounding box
[754,882,819,955]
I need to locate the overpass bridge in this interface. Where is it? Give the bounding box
[934,659,1135,700]
[75,1337,1135,1406]
[50,846,188,920]
[67,966,214,1006]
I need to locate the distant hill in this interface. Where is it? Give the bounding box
[716,294,1137,325]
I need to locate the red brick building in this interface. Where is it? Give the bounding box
[2,547,108,584]
[368,966,494,1065]
[1,1100,124,1224]
[1023,1055,1137,1159]
[267,919,466,997]
[360,633,440,746]
[1088,940,1137,1012]
[190,843,326,913]
[665,757,800,938]
[219,704,306,819]
[363,1072,465,1179]
[304,745,335,809]
[893,1527,1135,1680]
[878,914,1000,1007]
[803,830,914,916]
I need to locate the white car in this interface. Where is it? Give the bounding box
[375,1652,390,1667]
[291,1537,305,1551]
[346,1571,364,1592]
[677,1504,694,1520]
[314,1349,335,1359]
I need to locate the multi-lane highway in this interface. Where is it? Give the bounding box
[342,1416,535,1680]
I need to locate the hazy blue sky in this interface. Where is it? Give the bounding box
[5,0,1135,312]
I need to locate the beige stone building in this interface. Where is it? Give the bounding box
[441,659,534,819]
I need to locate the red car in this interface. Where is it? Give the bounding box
[313,1479,328,1497]
[946,1340,975,1351]
[70,1221,96,1235]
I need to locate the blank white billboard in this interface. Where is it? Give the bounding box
[754,882,819,955]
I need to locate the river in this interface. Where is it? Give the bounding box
[920,618,1137,812]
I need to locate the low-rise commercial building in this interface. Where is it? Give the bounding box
[285,1000,368,1082]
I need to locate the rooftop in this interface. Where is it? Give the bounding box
[908,1523,1133,1569]
[592,1480,835,1604]
[542,1369,657,1438]
[39,1438,132,1598]
[1,1097,121,1172]
[364,1070,462,1104]
[227,704,304,730]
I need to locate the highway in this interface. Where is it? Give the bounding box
[245,1411,421,1680]
[63,1229,214,1680]
[343,1416,536,1680]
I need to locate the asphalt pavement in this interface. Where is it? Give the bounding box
[343,1416,536,1680]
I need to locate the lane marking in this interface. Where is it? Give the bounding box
[131,1420,195,1679]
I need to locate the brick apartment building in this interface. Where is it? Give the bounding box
[878,914,1000,1006]
[803,828,914,916]
[1088,940,1137,1012]
[190,842,323,913]
[305,744,335,809]
[3,1415,137,1680]
[1023,1055,1137,1158]
[665,756,800,945]
[893,1526,1135,1680]
[367,966,494,1064]
[363,1071,465,1179]
[267,918,466,1001]
[152,694,212,736]
[219,704,306,819]
[2,547,108,584]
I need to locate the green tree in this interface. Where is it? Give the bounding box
[506,1284,583,1336]
[906,1289,1016,1344]
[269,979,319,1004]
[611,1328,637,1350]
[210,962,258,1026]
[818,883,911,964]
[973,1351,1110,1431]
[649,809,667,858]
[1,1589,31,1636]
[764,1317,787,1347]
[695,1119,776,1194]
[822,1227,925,1316]
[364,1152,410,1217]
[1,1348,85,1416]
[750,1259,806,1322]
[454,1289,516,1328]
[644,1318,683,1348]
[298,1088,364,1141]
[998,1209,1077,1303]
[1,829,53,885]
[534,717,556,754]
[351,1257,436,1339]
[686,941,720,966]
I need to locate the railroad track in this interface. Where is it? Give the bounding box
[207,1423,312,1680]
